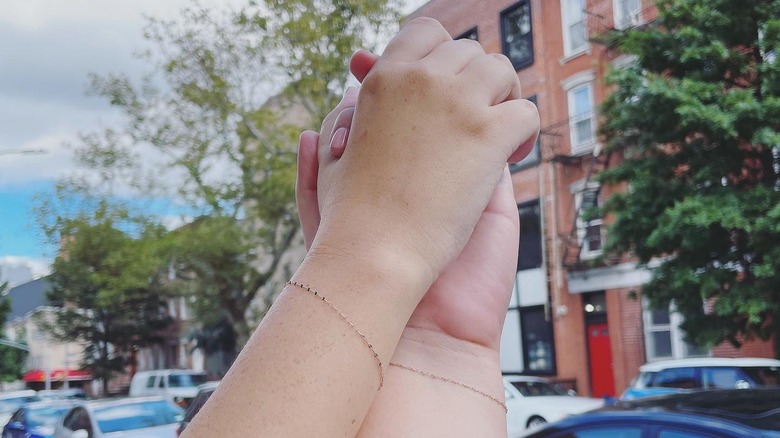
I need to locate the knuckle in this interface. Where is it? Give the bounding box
[458,38,485,53]
[489,53,514,69]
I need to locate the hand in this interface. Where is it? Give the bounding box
[298,66,522,354]
[308,18,539,301]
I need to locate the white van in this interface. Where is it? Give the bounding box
[128,369,209,407]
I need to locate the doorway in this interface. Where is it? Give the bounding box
[583,292,615,397]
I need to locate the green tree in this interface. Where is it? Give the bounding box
[68,0,400,355]
[41,202,172,396]
[0,282,27,382]
[599,0,780,355]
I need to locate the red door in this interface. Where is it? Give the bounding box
[587,321,615,397]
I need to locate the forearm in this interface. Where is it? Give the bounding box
[358,327,507,438]
[182,250,430,437]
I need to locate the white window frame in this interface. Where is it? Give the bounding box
[613,0,643,30]
[561,0,589,56]
[573,181,603,259]
[642,301,710,362]
[567,83,597,155]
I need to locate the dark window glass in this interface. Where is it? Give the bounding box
[455,27,478,41]
[742,366,780,386]
[659,430,716,438]
[500,1,534,69]
[568,427,643,438]
[517,200,542,271]
[510,95,540,172]
[652,367,698,389]
[510,380,568,396]
[521,306,556,373]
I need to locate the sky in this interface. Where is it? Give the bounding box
[0,0,425,281]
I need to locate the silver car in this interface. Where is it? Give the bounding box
[52,397,183,438]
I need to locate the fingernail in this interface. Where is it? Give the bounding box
[329,127,348,156]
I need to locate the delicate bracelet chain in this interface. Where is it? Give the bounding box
[286,280,384,389]
[389,362,507,412]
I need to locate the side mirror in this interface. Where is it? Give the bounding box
[7,422,24,431]
[72,429,89,438]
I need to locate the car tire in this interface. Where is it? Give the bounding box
[526,416,547,429]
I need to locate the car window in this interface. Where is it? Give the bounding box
[631,371,655,389]
[0,396,39,413]
[659,430,717,438]
[651,367,698,389]
[146,375,157,388]
[183,389,216,423]
[65,409,92,434]
[741,366,780,386]
[10,409,23,423]
[168,373,209,388]
[702,367,749,389]
[94,400,183,433]
[510,380,568,396]
[26,406,75,428]
[555,426,643,437]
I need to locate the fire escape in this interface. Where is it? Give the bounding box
[556,0,657,271]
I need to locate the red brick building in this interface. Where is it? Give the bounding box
[408,0,775,397]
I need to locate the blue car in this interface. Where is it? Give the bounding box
[524,388,780,437]
[2,400,78,438]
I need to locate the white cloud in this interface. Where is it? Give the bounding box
[0,256,51,288]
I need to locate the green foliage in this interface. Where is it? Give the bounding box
[599,0,780,354]
[41,202,172,395]
[53,0,400,358]
[0,283,27,382]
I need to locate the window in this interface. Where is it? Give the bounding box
[510,95,541,172]
[500,1,534,69]
[561,0,588,55]
[517,201,542,271]
[613,0,642,29]
[455,27,478,41]
[562,427,643,438]
[521,306,556,374]
[574,184,603,259]
[146,375,157,388]
[568,83,596,154]
[652,367,697,389]
[643,303,709,361]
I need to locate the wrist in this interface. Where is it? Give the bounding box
[306,229,437,305]
[391,326,504,401]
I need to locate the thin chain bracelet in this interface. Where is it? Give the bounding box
[286,280,384,389]
[389,362,507,413]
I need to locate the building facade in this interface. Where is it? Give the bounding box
[408,0,775,397]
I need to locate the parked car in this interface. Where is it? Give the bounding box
[176,381,219,436]
[0,391,40,427]
[2,400,78,438]
[504,375,603,437]
[524,388,780,437]
[128,370,209,407]
[37,390,87,401]
[52,397,184,438]
[621,357,780,400]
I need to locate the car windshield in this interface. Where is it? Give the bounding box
[510,380,569,396]
[94,400,183,433]
[26,406,73,428]
[631,372,655,389]
[0,397,39,413]
[168,374,208,388]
